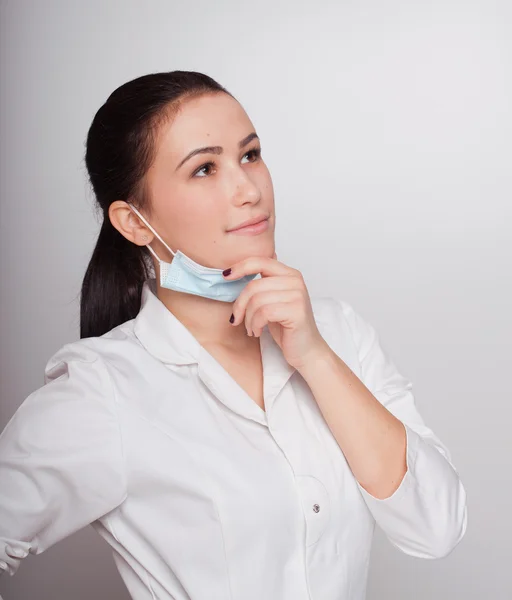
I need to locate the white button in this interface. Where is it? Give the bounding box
[295,475,330,546]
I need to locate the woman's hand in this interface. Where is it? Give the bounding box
[223,253,330,370]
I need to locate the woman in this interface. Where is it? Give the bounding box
[0,70,467,600]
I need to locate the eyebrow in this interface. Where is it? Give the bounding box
[175,132,260,171]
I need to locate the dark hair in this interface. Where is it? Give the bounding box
[80,71,232,339]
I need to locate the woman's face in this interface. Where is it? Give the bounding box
[142,92,275,269]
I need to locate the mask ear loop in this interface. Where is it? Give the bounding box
[127,204,177,263]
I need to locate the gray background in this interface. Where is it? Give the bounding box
[1,0,510,598]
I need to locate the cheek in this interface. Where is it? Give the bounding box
[172,201,224,244]
[160,186,216,228]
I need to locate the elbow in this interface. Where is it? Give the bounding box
[418,481,468,560]
[428,500,468,559]
[392,479,468,560]
[395,503,468,560]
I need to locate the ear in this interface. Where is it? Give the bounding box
[108,201,154,246]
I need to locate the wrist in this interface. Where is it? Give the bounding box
[295,340,335,376]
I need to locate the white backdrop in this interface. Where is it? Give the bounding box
[1,0,510,598]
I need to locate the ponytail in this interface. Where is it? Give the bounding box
[80,217,151,338]
[80,70,232,339]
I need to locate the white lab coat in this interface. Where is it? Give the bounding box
[0,277,467,599]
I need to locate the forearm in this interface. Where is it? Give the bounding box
[297,342,407,499]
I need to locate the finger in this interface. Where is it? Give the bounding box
[245,290,302,336]
[223,255,298,280]
[251,299,298,338]
[231,276,304,326]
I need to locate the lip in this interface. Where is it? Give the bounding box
[228,215,269,233]
[228,216,270,235]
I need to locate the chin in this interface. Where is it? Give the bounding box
[219,237,275,265]
[240,243,275,259]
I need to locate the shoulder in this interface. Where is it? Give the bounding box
[310,294,370,338]
[1,331,129,478]
[2,322,142,437]
[43,319,141,385]
[309,295,374,370]
[310,294,384,360]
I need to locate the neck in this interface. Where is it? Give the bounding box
[155,280,256,351]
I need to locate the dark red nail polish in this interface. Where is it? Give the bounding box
[223,268,232,277]
[229,313,234,324]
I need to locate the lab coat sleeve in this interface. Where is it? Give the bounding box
[0,342,127,576]
[339,300,468,559]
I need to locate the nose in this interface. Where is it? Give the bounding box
[231,167,261,207]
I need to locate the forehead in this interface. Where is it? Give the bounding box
[155,93,254,161]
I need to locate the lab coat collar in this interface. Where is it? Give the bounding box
[132,279,298,422]
[133,278,202,366]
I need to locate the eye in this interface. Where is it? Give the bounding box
[191,147,262,178]
[241,147,262,164]
[192,161,216,178]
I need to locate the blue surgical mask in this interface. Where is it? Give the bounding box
[128,205,260,302]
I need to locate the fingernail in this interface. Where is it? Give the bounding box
[229,313,234,324]
[6,546,27,558]
[222,268,232,277]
